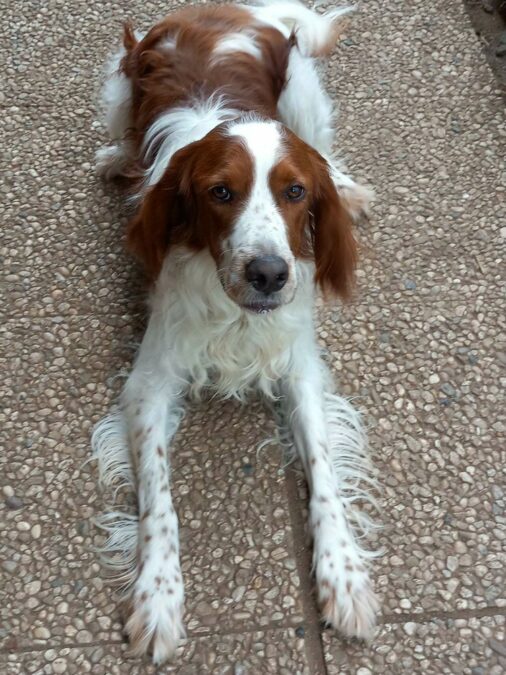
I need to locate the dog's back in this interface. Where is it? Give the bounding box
[122,4,293,134]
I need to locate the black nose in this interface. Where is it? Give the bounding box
[245,255,289,295]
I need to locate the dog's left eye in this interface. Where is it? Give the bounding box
[211,185,233,202]
[286,184,305,201]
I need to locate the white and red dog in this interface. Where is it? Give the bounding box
[93,0,379,663]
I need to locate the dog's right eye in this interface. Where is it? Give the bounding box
[211,185,232,202]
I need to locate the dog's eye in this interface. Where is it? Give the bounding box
[286,184,305,201]
[211,185,232,202]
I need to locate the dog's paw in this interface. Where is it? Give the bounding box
[95,144,128,180]
[316,555,379,640]
[125,572,185,664]
[339,183,374,223]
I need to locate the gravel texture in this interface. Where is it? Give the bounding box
[1,0,505,672]
[0,628,309,674]
[323,615,506,674]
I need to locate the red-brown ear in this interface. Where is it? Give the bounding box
[311,163,358,300]
[126,145,198,280]
[126,184,174,280]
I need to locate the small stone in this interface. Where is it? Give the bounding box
[400,598,412,609]
[34,626,50,639]
[76,630,93,643]
[2,560,17,574]
[3,486,14,498]
[455,347,470,364]
[447,556,459,572]
[52,658,67,674]
[232,586,246,602]
[404,622,417,636]
[194,601,213,618]
[492,485,504,500]
[31,524,42,539]
[295,625,305,638]
[489,638,506,658]
[241,462,254,476]
[26,580,42,595]
[357,668,372,675]
[403,279,416,290]
[440,383,457,398]
[5,495,24,510]
[73,580,85,593]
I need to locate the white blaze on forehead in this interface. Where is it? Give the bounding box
[228,120,282,176]
[227,120,291,256]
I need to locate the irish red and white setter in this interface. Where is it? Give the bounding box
[93,0,379,663]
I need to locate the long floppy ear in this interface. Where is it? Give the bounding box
[311,162,359,300]
[126,144,199,280]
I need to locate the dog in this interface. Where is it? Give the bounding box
[93,0,379,664]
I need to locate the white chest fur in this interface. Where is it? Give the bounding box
[145,250,314,399]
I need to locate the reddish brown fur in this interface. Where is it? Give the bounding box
[127,128,254,280]
[122,4,357,297]
[121,6,293,149]
[270,130,358,299]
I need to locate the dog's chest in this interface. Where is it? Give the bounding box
[176,303,296,398]
[153,251,310,398]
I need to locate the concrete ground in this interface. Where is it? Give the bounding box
[1,0,505,673]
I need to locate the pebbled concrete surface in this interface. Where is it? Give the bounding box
[1,0,505,673]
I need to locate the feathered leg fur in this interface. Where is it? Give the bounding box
[281,331,380,639]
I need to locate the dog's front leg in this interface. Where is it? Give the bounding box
[282,337,379,640]
[122,322,187,663]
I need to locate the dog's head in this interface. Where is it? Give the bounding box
[128,118,370,312]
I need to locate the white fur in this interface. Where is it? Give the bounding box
[246,0,353,56]
[278,46,334,155]
[226,120,296,293]
[280,328,380,639]
[158,36,177,51]
[151,250,312,400]
[212,31,262,62]
[143,98,239,189]
[95,32,145,178]
[93,1,378,664]
[92,250,379,661]
[278,41,374,218]
[100,46,132,140]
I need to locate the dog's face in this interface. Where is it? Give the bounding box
[128,119,364,311]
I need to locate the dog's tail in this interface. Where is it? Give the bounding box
[248,0,353,56]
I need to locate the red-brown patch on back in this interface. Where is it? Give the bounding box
[120,6,294,162]
[269,130,358,300]
[127,127,254,279]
